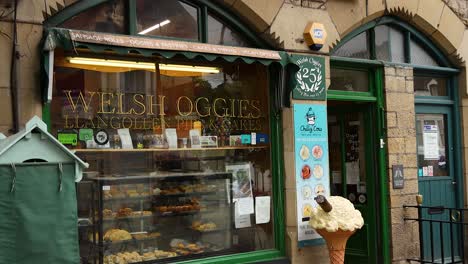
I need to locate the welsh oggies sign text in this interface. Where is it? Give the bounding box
[291,54,326,100]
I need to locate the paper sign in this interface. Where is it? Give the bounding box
[251,133,257,145]
[117,128,133,149]
[241,134,251,144]
[58,133,77,146]
[102,185,111,191]
[346,162,360,185]
[423,166,428,176]
[428,165,433,176]
[79,129,93,141]
[255,196,270,224]
[234,202,252,229]
[165,128,178,149]
[237,197,254,215]
[423,125,439,160]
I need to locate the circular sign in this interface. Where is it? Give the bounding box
[94,129,109,145]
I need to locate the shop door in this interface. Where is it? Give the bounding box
[416,106,462,261]
[327,102,378,264]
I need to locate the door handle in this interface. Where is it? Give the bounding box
[452,181,457,185]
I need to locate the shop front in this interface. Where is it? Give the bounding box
[42,1,292,263]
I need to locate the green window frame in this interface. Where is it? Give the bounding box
[44,0,271,49]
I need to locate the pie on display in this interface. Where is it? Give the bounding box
[302,185,312,199]
[302,203,313,217]
[314,184,325,195]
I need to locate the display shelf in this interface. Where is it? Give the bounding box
[154,191,217,198]
[103,195,152,202]
[102,214,154,221]
[73,146,267,153]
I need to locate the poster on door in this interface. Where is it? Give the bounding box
[293,103,330,247]
[423,125,439,160]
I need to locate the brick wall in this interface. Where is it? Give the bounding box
[384,66,420,263]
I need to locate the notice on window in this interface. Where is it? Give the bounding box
[423,125,439,160]
[255,196,271,224]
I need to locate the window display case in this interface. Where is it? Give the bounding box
[76,146,270,264]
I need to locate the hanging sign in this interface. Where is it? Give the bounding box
[291,55,326,100]
[293,103,330,247]
[392,165,404,189]
[423,125,439,160]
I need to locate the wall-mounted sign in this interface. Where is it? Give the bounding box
[392,165,404,189]
[293,103,330,247]
[291,55,326,101]
[303,22,327,51]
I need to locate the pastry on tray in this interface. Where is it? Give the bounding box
[103,229,132,242]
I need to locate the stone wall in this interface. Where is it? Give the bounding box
[384,66,420,263]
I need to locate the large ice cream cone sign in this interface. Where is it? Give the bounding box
[309,195,364,264]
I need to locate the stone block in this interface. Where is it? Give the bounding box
[387,137,405,154]
[388,153,399,165]
[432,5,465,55]
[233,0,284,33]
[327,0,367,37]
[283,127,295,152]
[16,0,45,24]
[0,88,13,127]
[386,0,419,16]
[0,22,12,89]
[387,127,416,138]
[387,111,397,128]
[390,194,418,208]
[385,76,407,93]
[405,79,414,93]
[412,0,444,36]
[364,0,386,24]
[400,154,417,167]
[397,112,416,129]
[284,151,296,189]
[385,93,415,112]
[395,67,409,77]
[385,67,396,77]
[404,168,419,180]
[404,137,417,154]
[269,3,340,52]
[285,189,297,227]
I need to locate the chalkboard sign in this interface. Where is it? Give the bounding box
[291,55,326,100]
[392,165,404,189]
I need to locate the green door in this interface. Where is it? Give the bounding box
[327,102,378,264]
[415,105,462,261]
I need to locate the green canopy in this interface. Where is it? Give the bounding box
[41,27,298,104]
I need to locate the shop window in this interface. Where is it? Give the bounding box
[136,0,199,40]
[374,25,405,63]
[207,13,250,47]
[331,31,370,59]
[414,76,448,97]
[60,0,127,34]
[51,55,274,263]
[330,68,369,92]
[410,39,439,66]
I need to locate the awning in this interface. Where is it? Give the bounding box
[41,28,297,106]
[43,28,289,66]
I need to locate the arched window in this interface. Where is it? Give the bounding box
[331,17,451,67]
[49,0,255,47]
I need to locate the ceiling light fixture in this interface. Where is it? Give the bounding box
[138,19,171,35]
[67,57,220,73]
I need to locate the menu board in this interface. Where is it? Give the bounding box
[293,103,330,246]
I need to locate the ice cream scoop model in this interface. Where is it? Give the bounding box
[310,195,364,264]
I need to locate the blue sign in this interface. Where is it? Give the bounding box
[293,103,330,247]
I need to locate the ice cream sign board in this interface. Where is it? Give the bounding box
[291,54,326,101]
[293,103,330,246]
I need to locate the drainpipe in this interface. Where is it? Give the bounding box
[9,0,19,133]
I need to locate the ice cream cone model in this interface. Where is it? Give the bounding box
[316,229,355,264]
[309,195,364,264]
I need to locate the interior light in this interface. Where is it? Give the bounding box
[159,64,220,74]
[138,19,171,35]
[67,57,155,70]
[67,57,220,73]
